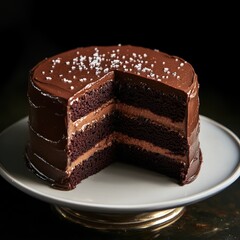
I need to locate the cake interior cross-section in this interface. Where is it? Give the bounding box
[25,45,202,190]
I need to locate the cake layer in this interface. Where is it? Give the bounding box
[115,112,188,155]
[26,144,115,190]
[116,143,202,185]
[69,72,188,123]
[26,140,202,190]
[70,77,115,121]
[68,113,114,162]
[115,71,187,122]
[64,146,115,190]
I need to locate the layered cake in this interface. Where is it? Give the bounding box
[26,45,202,190]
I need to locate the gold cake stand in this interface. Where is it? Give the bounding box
[53,205,185,233]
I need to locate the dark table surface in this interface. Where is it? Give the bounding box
[1,1,240,239]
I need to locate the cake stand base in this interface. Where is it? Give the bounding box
[53,205,185,233]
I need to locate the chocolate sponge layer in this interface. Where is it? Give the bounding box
[70,73,187,123]
[116,143,187,183]
[115,112,187,155]
[115,71,186,122]
[59,146,116,190]
[66,142,187,189]
[70,80,115,122]
[68,114,115,162]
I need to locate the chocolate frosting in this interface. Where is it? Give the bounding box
[32,45,198,100]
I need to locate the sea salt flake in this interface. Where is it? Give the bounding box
[63,78,72,83]
[79,78,87,82]
[150,73,155,78]
[142,67,151,72]
[104,68,109,73]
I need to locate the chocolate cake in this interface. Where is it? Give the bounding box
[26,45,202,190]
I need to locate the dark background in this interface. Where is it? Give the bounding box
[0,1,239,239]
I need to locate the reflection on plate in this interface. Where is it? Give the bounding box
[0,116,240,213]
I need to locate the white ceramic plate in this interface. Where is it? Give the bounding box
[0,116,240,213]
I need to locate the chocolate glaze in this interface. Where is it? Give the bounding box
[32,45,198,99]
[26,45,202,190]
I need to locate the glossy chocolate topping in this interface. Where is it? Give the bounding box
[32,45,198,100]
